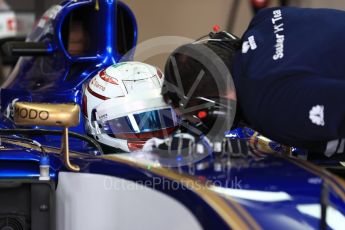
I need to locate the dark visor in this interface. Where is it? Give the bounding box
[100,108,178,138]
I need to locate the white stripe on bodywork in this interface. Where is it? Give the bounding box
[56,172,202,230]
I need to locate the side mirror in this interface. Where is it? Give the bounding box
[14,102,81,172]
[2,41,53,57]
[0,36,26,66]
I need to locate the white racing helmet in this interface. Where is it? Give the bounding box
[83,61,178,152]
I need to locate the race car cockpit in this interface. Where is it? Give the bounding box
[1,2,345,230]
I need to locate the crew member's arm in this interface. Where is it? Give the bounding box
[245,75,345,154]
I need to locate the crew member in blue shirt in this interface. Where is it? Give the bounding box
[162,7,345,156]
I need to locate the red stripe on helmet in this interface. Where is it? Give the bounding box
[99,70,118,85]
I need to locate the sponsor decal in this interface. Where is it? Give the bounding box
[87,84,109,100]
[14,107,49,121]
[98,114,108,120]
[91,78,106,91]
[271,9,285,60]
[242,35,257,54]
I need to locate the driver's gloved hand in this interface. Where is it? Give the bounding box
[143,132,199,155]
[142,137,166,152]
[157,133,196,151]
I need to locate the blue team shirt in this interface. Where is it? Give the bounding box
[232,7,345,154]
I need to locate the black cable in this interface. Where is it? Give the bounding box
[0,129,104,154]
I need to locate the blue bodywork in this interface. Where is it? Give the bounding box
[1,0,137,135]
[0,1,345,229]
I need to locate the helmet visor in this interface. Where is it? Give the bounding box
[100,108,178,139]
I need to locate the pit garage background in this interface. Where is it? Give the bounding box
[6,0,345,68]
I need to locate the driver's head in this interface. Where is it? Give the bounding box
[162,37,239,132]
